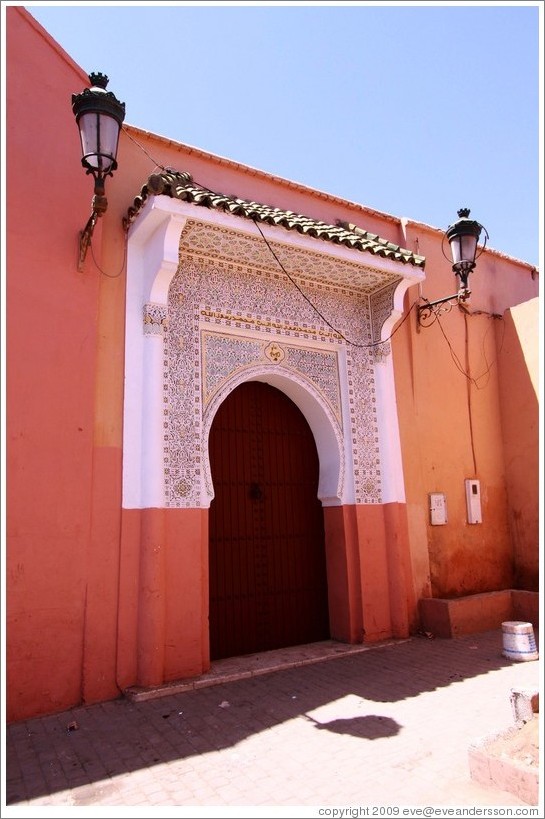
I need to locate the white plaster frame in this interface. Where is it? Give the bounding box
[122,195,424,509]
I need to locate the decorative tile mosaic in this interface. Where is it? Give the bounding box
[201,331,342,426]
[201,333,263,405]
[369,281,398,343]
[371,341,392,364]
[143,303,168,335]
[161,221,388,508]
[179,219,401,297]
[284,346,341,421]
[346,348,381,501]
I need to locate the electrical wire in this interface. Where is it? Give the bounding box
[435,305,504,389]
[435,306,505,477]
[435,312,474,382]
[463,311,478,475]
[252,218,417,349]
[122,125,168,173]
[89,224,128,279]
[458,302,505,389]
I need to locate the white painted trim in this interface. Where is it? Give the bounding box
[372,277,417,504]
[380,277,418,342]
[122,199,187,508]
[374,352,406,504]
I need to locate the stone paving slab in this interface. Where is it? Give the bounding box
[3,629,542,813]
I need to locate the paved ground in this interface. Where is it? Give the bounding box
[3,629,542,814]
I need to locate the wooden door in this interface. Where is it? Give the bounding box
[209,381,330,660]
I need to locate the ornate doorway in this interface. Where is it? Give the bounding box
[209,381,330,660]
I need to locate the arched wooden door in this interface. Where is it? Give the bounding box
[208,381,330,660]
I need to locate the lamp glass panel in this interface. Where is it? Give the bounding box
[459,233,478,263]
[449,236,463,264]
[449,233,478,265]
[78,111,120,173]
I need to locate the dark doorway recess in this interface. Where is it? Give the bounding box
[209,381,330,660]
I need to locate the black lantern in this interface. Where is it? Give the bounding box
[72,72,125,270]
[445,208,486,292]
[418,208,488,326]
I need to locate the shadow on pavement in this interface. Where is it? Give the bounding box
[5,630,538,804]
[306,713,401,739]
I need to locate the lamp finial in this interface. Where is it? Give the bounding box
[88,72,109,89]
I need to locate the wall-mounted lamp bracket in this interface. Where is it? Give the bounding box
[417,288,470,327]
[77,193,108,272]
[72,72,125,272]
[418,208,488,329]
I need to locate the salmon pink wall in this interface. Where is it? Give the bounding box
[323,505,363,643]
[496,298,539,590]
[391,222,538,601]
[117,509,210,689]
[6,8,111,721]
[8,7,539,724]
[323,503,415,645]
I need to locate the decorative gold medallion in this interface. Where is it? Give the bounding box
[264,342,285,364]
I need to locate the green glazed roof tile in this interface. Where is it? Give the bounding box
[124,169,426,269]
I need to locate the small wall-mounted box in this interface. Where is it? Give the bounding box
[465,479,482,524]
[429,492,447,525]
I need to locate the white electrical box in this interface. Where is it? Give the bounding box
[429,493,447,525]
[465,479,482,523]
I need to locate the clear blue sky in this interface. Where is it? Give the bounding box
[19,2,544,266]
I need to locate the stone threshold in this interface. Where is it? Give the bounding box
[124,637,408,703]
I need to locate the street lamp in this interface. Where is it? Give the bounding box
[417,209,488,326]
[72,72,125,270]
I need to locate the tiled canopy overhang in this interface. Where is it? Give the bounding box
[125,170,425,268]
[124,170,426,345]
[122,170,426,511]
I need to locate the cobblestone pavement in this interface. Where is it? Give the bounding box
[3,629,542,814]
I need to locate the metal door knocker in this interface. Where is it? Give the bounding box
[249,482,263,500]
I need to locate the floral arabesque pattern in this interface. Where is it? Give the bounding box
[162,222,385,507]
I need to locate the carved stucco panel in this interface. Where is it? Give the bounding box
[369,281,398,343]
[201,330,342,426]
[164,251,382,507]
[179,218,401,296]
[143,303,168,335]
